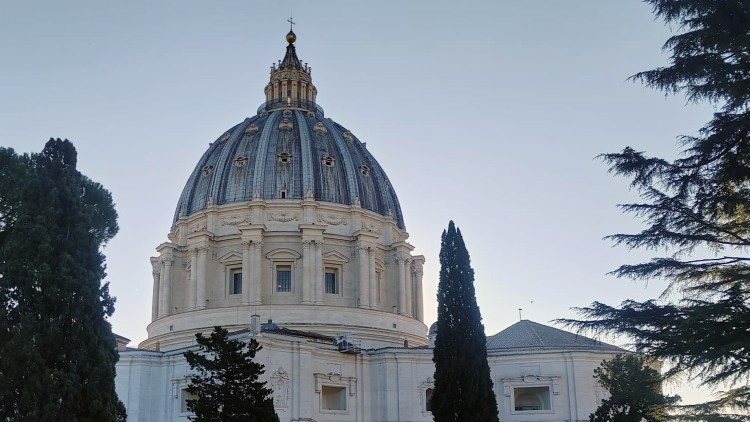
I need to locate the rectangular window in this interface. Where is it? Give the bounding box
[230,270,242,295]
[321,385,347,411]
[181,389,198,413]
[425,388,434,412]
[276,265,292,293]
[375,271,382,304]
[325,269,338,294]
[513,386,551,411]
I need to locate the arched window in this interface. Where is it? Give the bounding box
[425,388,434,412]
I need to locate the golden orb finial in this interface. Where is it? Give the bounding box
[286,30,296,44]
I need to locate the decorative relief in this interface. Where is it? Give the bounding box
[221,214,251,226]
[270,367,290,410]
[278,118,293,130]
[245,123,259,136]
[313,122,327,134]
[318,213,347,226]
[267,211,298,222]
[361,221,382,235]
[342,131,354,142]
[187,221,207,234]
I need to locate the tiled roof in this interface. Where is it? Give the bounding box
[485,320,624,352]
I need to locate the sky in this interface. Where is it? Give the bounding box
[1,0,720,404]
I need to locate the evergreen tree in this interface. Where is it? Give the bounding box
[563,1,750,419]
[432,221,499,422]
[0,139,124,420]
[590,354,680,422]
[184,326,278,422]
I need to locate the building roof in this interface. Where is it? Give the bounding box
[173,32,405,228]
[485,320,624,353]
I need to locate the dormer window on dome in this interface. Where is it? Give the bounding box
[322,155,335,167]
[234,156,248,167]
[202,165,214,176]
[278,152,292,163]
[360,165,370,176]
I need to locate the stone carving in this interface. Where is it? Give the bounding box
[270,367,290,410]
[245,123,259,135]
[220,214,251,226]
[361,221,382,235]
[187,221,207,234]
[342,130,354,142]
[318,213,347,226]
[267,211,298,222]
[278,118,293,130]
[313,122,327,134]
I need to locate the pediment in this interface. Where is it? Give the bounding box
[217,250,242,263]
[266,248,301,261]
[323,250,350,264]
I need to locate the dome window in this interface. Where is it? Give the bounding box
[219,131,231,142]
[278,152,292,164]
[234,156,248,167]
[314,122,327,134]
[359,165,370,176]
[245,123,259,136]
[343,131,354,142]
[322,155,335,167]
[202,165,214,176]
[280,189,288,199]
[278,118,293,130]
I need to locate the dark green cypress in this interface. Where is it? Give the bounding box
[431,221,499,422]
[184,326,278,422]
[0,139,124,420]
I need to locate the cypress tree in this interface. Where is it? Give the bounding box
[0,139,124,420]
[184,326,278,422]
[432,221,498,422]
[562,1,750,419]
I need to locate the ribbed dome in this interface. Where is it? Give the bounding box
[174,102,405,228]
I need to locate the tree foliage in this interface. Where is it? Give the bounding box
[0,139,124,420]
[183,326,278,422]
[562,1,750,419]
[432,221,499,422]
[590,354,680,422]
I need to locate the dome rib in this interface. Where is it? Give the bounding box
[294,110,315,196]
[252,111,282,198]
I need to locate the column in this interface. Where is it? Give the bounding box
[396,255,406,315]
[252,241,263,305]
[368,247,376,310]
[357,243,369,308]
[302,240,312,304]
[151,267,160,321]
[414,267,424,322]
[196,246,208,310]
[314,240,323,305]
[405,258,413,317]
[161,258,173,317]
[189,249,198,309]
[241,241,252,305]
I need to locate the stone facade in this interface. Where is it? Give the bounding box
[114,30,620,421]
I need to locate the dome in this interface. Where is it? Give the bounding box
[173,34,404,229]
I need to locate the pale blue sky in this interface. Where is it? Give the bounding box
[1,1,716,403]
